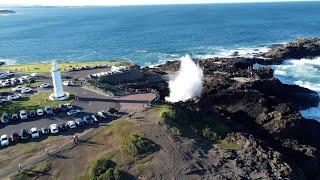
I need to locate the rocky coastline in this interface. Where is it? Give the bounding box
[96,38,320,179]
[0,10,16,14]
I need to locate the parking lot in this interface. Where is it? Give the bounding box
[0,66,157,149]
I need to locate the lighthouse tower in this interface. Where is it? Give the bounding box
[49,60,69,101]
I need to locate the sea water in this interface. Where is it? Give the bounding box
[1,2,320,120]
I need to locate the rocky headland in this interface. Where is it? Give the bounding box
[91,38,320,179]
[0,10,16,14]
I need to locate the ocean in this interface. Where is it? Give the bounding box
[1,2,320,120]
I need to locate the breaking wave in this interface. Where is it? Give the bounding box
[274,57,320,121]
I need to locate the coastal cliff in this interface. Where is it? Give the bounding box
[96,38,320,179]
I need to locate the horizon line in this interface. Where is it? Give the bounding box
[1,0,320,7]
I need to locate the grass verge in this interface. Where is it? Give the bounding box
[0,61,131,74]
[0,92,74,116]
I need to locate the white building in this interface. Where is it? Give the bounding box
[49,60,69,101]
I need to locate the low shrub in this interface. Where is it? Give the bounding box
[91,159,116,178]
[120,134,159,157]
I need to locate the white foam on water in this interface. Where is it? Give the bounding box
[273,57,320,121]
[0,58,17,65]
[294,81,320,92]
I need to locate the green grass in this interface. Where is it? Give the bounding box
[0,92,74,116]
[0,60,131,74]
[120,134,160,158]
[216,139,239,150]
[13,162,51,180]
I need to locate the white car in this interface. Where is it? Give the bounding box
[40,83,50,88]
[0,134,9,147]
[7,94,21,101]
[1,81,10,87]
[30,127,40,138]
[65,103,73,109]
[21,87,33,93]
[67,121,77,129]
[37,109,44,116]
[63,81,72,86]
[50,124,59,134]
[19,110,28,120]
[12,86,24,92]
[67,109,81,116]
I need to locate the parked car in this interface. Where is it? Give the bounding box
[7,94,21,101]
[59,104,68,111]
[37,109,44,116]
[98,111,108,119]
[83,115,93,125]
[30,127,40,138]
[75,118,86,127]
[11,86,24,92]
[19,110,28,120]
[65,103,73,110]
[50,124,59,134]
[40,83,50,88]
[44,106,53,115]
[21,87,33,93]
[29,110,37,117]
[63,81,72,86]
[11,114,19,121]
[1,113,9,124]
[53,107,61,113]
[67,121,77,129]
[108,108,119,114]
[10,132,20,144]
[41,127,50,135]
[67,109,81,116]
[20,129,30,140]
[0,134,9,147]
[92,115,101,123]
[58,123,68,131]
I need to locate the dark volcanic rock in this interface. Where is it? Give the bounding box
[0,61,4,66]
[263,38,320,61]
[145,55,320,179]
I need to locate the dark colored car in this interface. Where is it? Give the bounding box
[108,108,119,114]
[83,115,93,125]
[10,132,20,144]
[58,104,68,111]
[41,127,50,135]
[29,111,37,118]
[58,123,68,131]
[20,129,30,140]
[53,107,61,113]
[75,118,86,127]
[1,113,10,124]
[11,114,19,121]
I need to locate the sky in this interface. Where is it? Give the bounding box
[0,0,317,6]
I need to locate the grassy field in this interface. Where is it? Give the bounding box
[0,92,74,116]
[0,60,131,74]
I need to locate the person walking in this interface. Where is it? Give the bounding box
[18,163,22,172]
[45,148,49,155]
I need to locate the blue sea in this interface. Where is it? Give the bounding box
[1,2,320,120]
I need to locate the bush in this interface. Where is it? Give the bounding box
[202,128,220,141]
[97,168,124,180]
[120,134,159,157]
[158,105,176,124]
[91,159,116,178]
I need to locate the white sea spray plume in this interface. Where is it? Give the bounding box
[165,55,203,103]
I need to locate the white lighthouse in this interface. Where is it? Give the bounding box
[49,60,69,101]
